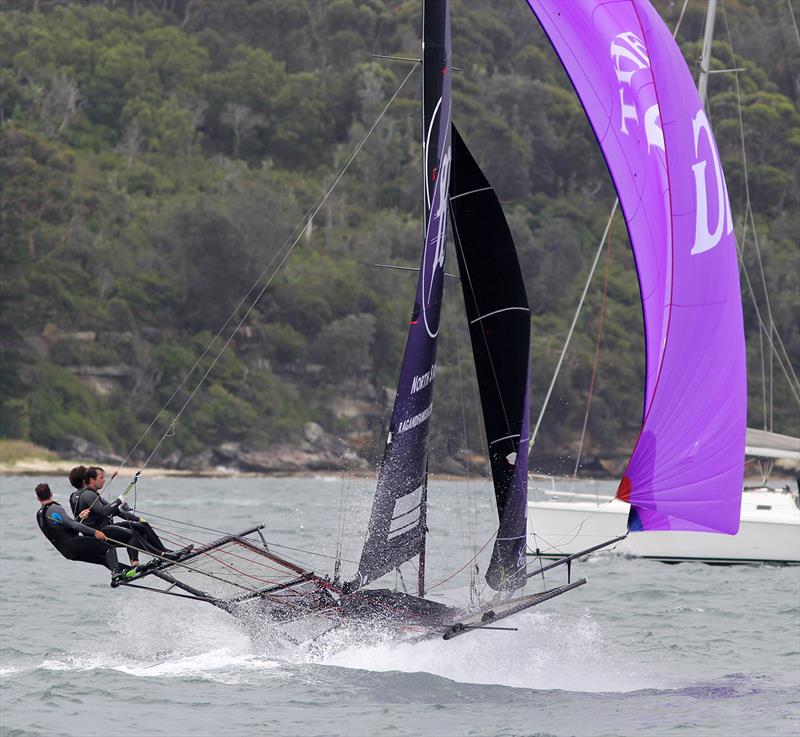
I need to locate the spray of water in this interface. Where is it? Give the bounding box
[290,609,651,692]
[29,590,658,692]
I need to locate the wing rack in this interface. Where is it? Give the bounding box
[114,525,340,617]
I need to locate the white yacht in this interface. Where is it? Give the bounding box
[527,429,800,565]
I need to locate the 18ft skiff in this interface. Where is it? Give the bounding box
[111,0,747,641]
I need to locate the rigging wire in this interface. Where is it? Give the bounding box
[106,64,419,487]
[449,211,515,443]
[462,316,481,585]
[445,247,489,601]
[719,4,800,406]
[104,535,263,592]
[573,221,613,477]
[717,3,775,431]
[140,66,419,474]
[333,474,347,581]
[732,249,800,404]
[129,507,361,565]
[527,529,551,589]
[126,509,230,537]
[787,0,800,46]
[449,279,469,565]
[769,315,800,396]
[425,532,494,592]
[448,273,479,584]
[674,0,691,39]
[528,199,619,454]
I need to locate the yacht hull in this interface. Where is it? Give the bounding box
[527,489,800,565]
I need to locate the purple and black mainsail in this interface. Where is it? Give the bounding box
[353,0,452,590]
[526,0,746,534]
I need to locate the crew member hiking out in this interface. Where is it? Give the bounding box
[69,466,182,566]
[35,483,134,584]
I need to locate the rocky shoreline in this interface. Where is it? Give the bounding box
[7,428,796,481]
[1,424,370,479]
[1,422,633,480]
[4,435,795,483]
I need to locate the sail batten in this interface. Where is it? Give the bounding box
[470,307,529,324]
[526,0,746,534]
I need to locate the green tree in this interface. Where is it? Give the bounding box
[313,313,376,381]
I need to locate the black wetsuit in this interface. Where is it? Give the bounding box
[36,501,122,572]
[70,488,169,562]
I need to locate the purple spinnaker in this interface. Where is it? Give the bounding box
[527,0,746,533]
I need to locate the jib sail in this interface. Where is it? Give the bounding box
[449,125,530,591]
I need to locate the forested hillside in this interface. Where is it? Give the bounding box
[1,0,798,474]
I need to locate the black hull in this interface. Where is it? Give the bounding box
[225,587,458,633]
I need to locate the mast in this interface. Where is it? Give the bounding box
[417,469,427,597]
[415,0,448,598]
[348,0,451,592]
[697,0,718,108]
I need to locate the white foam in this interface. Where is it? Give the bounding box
[0,664,28,677]
[304,610,658,692]
[105,593,659,692]
[21,584,659,692]
[114,649,280,683]
[23,595,281,683]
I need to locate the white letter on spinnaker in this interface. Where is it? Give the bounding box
[690,109,733,255]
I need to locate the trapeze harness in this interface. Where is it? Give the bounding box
[36,501,121,572]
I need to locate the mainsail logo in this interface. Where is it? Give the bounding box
[411,363,437,394]
[397,403,433,434]
[421,100,451,339]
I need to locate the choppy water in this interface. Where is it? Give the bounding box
[1,475,798,737]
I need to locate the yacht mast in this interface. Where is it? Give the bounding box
[697,0,718,107]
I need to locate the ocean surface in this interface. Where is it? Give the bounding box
[1,474,798,737]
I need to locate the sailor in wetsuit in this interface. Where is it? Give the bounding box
[70,466,176,566]
[35,482,133,582]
